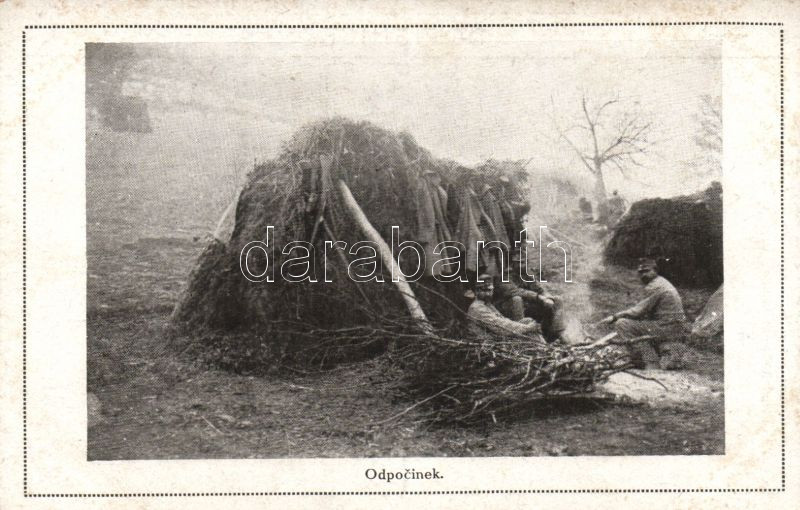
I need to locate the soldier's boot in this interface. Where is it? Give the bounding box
[658,341,688,370]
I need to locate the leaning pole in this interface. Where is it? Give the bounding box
[336,179,433,335]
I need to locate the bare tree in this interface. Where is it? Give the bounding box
[552,94,652,202]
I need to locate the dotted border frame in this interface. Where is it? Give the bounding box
[20,22,786,498]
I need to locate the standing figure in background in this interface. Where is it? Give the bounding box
[578,196,593,222]
[606,190,628,227]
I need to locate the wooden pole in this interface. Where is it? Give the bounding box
[336,179,433,335]
[212,191,240,242]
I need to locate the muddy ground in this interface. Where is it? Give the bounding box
[87,200,724,460]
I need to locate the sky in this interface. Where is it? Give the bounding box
[90,39,722,201]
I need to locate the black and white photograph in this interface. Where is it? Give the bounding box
[3,0,799,503]
[86,39,726,459]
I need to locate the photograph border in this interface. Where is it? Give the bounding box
[20,22,786,498]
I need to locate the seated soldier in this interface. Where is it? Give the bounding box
[600,258,690,369]
[493,257,567,343]
[467,274,547,346]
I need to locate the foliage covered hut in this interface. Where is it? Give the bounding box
[171,118,530,365]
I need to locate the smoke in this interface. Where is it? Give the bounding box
[558,241,603,344]
[531,221,607,345]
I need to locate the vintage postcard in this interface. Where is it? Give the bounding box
[0,1,798,509]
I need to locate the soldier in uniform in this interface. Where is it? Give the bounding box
[467,275,547,347]
[578,196,593,222]
[600,258,690,369]
[493,255,567,343]
[606,190,627,227]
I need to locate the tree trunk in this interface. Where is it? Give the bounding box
[593,162,608,202]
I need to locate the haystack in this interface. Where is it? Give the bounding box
[172,118,631,422]
[603,183,722,287]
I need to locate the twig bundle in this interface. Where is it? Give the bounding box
[276,310,633,424]
[386,324,631,423]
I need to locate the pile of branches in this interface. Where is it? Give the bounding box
[245,328,633,424]
[387,326,630,423]
[179,290,632,424]
[271,299,631,424]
